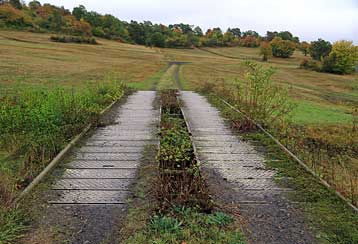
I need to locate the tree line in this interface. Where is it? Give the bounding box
[0,0,300,48]
[0,0,356,74]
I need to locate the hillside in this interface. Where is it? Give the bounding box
[0,30,357,244]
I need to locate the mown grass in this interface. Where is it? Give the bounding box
[127,65,168,90]
[163,46,357,125]
[292,100,354,124]
[0,31,165,91]
[156,64,179,90]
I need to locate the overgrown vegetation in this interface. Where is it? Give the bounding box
[206,95,358,244]
[125,206,245,244]
[124,90,245,243]
[0,79,125,244]
[200,61,358,208]
[157,89,210,210]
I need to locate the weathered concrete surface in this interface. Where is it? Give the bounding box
[181,91,315,244]
[42,91,159,244]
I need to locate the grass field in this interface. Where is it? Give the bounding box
[176,47,357,124]
[1,30,357,243]
[0,31,165,93]
[1,31,356,126]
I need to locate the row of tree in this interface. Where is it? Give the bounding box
[0,1,301,48]
[259,38,357,74]
[1,1,356,74]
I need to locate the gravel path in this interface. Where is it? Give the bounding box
[42,91,159,244]
[181,91,316,244]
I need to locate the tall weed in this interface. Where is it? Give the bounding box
[0,80,125,190]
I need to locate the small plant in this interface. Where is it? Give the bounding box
[148,215,182,235]
[206,212,234,227]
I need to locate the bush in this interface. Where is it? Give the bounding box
[239,35,260,47]
[233,61,295,125]
[259,41,272,61]
[270,37,295,58]
[300,58,322,72]
[322,40,358,74]
[50,35,97,44]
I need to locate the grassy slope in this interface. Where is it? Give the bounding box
[0,31,165,93]
[162,47,357,125]
[2,30,355,126]
[1,30,357,243]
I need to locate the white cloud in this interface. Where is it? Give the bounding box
[39,0,358,43]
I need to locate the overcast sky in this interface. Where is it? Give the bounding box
[40,0,357,43]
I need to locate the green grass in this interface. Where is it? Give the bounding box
[0,79,126,243]
[156,64,179,90]
[0,207,27,244]
[168,46,357,125]
[252,132,358,244]
[125,207,245,244]
[207,95,358,244]
[127,65,168,90]
[292,100,353,124]
[0,30,165,90]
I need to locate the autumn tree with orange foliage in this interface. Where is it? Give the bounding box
[259,41,272,61]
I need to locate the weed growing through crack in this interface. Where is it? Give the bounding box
[123,89,246,243]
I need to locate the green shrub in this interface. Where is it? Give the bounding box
[233,61,295,126]
[270,37,295,58]
[300,58,322,72]
[322,40,358,74]
[50,35,98,44]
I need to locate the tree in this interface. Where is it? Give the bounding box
[193,26,203,37]
[228,28,241,38]
[72,5,87,21]
[322,40,358,74]
[266,31,278,41]
[270,37,295,58]
[9,0,22,9]
[28,0,41,10]
[259,41,272,61]
[309,38,332,60]
[242,30,259,38]
[277,31,293,41]
[240,35,260,47]
[148,32,165,47]
[223,31,234,45]
[298,41,310,56]
[128,21,146,44]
